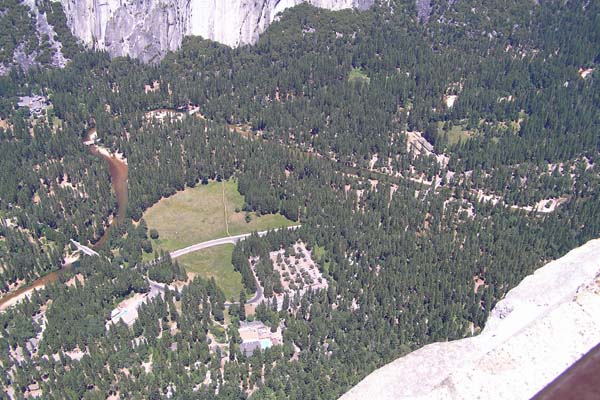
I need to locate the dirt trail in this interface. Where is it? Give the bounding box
[222,180,231,236]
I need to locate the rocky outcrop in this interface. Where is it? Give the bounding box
[341,238,600,400]
[25,0,68,69]
[415,0,432,23]
[0,0,68,75]
[58,0,374,63]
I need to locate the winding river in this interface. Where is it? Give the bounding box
[85,128,129,248]
[0,128,128,310]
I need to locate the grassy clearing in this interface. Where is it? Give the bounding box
[45,105,63,131]
[506,111,527,132]
[447,125,474,146]
[178,245,242,300]
[143,179,293,296]
[144,181,228,253]
[312,245,330,273]
[348,67,370,84]
[437,122,475,146]
[144,179,293,253]
[209,324,227,343]
[438,113,526,147]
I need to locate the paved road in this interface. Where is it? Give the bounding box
[169,225,300,259]
[170,226,299,306]
[224,283,263,307]
[1,228,295,312]
[246,282,264,305]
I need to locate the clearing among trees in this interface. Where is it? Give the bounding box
[250,241,328,310]
[143,179,294,298]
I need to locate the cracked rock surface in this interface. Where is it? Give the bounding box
[59,0,374,62]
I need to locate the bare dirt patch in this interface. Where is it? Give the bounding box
[267,242,328,309]
[473,275,487,293]
[65,273,85,287]
[579,67,594,79]
[144,80,160,93]
[444,94,458,108]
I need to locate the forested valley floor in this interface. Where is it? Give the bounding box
[0,0,599,398]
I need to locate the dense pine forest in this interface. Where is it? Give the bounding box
[1,0,599,398]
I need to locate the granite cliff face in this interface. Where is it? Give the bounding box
[58,0,374,63]
[342,238,600,400]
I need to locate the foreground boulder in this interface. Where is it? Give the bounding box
[342,238,600,400]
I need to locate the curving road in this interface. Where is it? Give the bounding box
[246,280,264,305]
[169,226,300,259]
[1,227,298,312]
[169,225,299,306]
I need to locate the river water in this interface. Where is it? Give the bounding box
[0,128,128,310]
[86,128,129,249]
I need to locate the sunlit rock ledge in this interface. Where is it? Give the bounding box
[342,238,600,400]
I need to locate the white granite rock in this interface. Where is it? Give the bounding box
[342,239,600,400]
[58,0,374,62]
